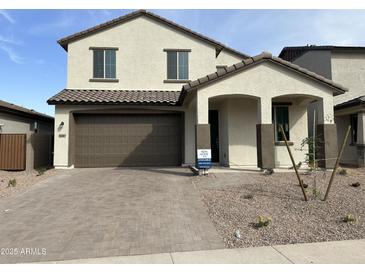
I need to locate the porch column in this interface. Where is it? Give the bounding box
[256,97,275,169]
[356,112,365,167]
[316,97,337,169]
[195,94,211,168]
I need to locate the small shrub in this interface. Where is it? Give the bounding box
[343,214,356,223]
[36,167,47,176]
[290,161,302,170]
[338,168,347,176]
[351,182,360,188]
[7,179,17,188]
[263,168,274,176]
[312,188,321,199]
[243,194,253,199]
[255,215,272,228]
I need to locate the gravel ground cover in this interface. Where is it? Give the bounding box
[0,168,57,198]
[195,168,365,248]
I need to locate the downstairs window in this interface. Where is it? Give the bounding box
[273,105,290,141]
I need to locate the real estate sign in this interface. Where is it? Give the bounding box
[196,149,211,169]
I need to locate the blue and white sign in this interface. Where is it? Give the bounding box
[196,149,212,169]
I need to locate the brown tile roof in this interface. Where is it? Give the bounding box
[279,45,365,62]
[182,52,348,96]
[0,100,54,121]
[334,95,365,110]
[57,9,249,59]
[47,89,182,106]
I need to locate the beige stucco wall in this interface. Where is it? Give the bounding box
[56,14,248,168]
[332,52,365,105]
[67,16,242,91]
[196,62,335,125]
[0,112,53,170]
[216,50,244,67]
[225,98,258,167]
[184,99,196,165]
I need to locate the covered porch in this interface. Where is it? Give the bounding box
[182,52,347,170]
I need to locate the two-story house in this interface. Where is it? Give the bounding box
[48,10,346,169]
[280,46,365,167]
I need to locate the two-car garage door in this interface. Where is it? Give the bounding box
[74,113,182,168]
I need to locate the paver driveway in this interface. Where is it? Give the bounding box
[0,168,224,263]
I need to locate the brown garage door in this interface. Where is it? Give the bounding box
[74,113,182,167]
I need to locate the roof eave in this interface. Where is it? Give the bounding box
[182,52,348,96]
[56,10,249,58]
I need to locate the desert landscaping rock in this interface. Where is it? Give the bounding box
[197,168,365,248]
[0,169,57,199]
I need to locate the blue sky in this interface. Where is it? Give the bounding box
[1,9,365,116]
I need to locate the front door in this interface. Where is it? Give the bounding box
[209,110,219,163]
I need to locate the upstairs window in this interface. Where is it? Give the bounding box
[350,114,358,144]
[273,105,290,141]
[166,50,189,80]
[93,49,116,79]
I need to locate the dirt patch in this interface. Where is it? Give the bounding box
[196,168,365,248]
[0,168,57,198]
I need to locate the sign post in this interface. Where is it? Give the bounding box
[196,149,212,171]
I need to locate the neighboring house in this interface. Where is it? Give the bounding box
[0,100,54,171]
[48,10,346,170]
[280,46,365,167]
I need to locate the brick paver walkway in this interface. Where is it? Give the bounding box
[0,168,223,263]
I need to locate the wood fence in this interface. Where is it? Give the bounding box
[0,134,26,170]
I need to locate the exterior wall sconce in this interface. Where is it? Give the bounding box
[33,121,38,133]
[58,121,64,131]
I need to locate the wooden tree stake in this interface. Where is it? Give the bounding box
[323,125,351,201]
[279,125,308,201]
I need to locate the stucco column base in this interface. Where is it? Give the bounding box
[195,124,211,168]
[316,124,338,169]
[256,124,275,169]
[356,145,365,167]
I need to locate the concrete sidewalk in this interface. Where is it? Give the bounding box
[45,239,365,264]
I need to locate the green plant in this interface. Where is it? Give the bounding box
[312,188,321,199]
[300,136,316,168]
[338,168,347,176]
[36,167,47,176]
[263,168,274,175]
[351,182,360,188]
[343,214,356,223]
[255,215,272,228]
[7,179,17,188]
[243,194,253,199]
[290,161,302,170]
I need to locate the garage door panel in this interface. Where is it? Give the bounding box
[74,114,182,167]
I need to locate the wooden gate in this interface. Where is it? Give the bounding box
[0,134,26,170]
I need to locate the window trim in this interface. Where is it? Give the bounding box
[163,79,190,83]
[89,47,119,51]
[272,105,290,142]
[165,50,190,81]
[90,48,118,80]
[163,48,191,52]
[89,78,119,83]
